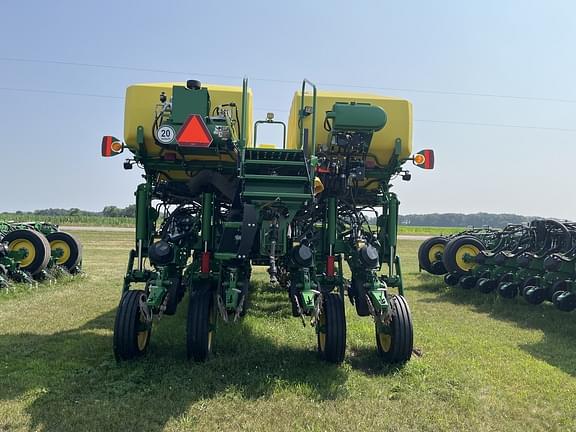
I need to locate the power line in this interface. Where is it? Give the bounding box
[415,119,576,132]
[2,56,576,104]
[325,83,576,104]
[1,85,576,133]
[0,86,274,110]
[0,57,292,83]
[0,86,122,99]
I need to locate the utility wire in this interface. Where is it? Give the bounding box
[0,86,280,111]
[1,85,576,133]
[0,57,289,82]
[415,119,576,132]
[2,56,576,104]
[0,86,123,99]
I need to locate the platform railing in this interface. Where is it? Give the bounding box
[299,79,317,158]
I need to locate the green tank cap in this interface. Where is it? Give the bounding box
[325,102,387,132]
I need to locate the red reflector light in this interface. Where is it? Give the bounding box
[201,251,211,273]
[423,149,434,169]
[326,255,335,277]
[101,135,123,157]
[102,136,113,157]
[414,149,435,170]
[176,114,213,147]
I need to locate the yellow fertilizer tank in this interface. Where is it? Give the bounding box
[286,91,412,166]
[123,82,254,156]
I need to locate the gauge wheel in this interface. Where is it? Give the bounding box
[187,281,216,362]
[46,231,82,272]
[443,236,485,275]
[317,293,346,364]
[3,229,51,275]
[418,237,448,275]
[376,295,413,363]
[113,290,152,361]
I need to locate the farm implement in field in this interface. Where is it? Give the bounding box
[102,78,433,363]
[418,219,576,312]
[0,221,82,287]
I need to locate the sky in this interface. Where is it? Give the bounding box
[1,0,575,220]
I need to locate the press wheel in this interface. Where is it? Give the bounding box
[186,282,216,362]
[376,295,413,363]
[113,290,152,361]
[317,293,346,364]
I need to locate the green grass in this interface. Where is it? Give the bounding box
[2,214,461,235]
[0,214,134,227]
[1,232,576,431]
[398,226,464,236]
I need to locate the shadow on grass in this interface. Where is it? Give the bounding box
[347,347,405,376]
[1,282,388,431]
[414,275,576,377]
[249,283,408,377]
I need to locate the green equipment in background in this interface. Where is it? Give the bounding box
[0,221,83,287]
[418,219,576,312]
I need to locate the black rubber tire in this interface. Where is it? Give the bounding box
[418,237,448,275]
[554,291,576,312]
[443,236,485,275]
[289,289,301,317]
[350,277,370,317]
[46,231,82,272]
[317,293,346,364]
[477,278,497,294]
[459,275,478,290]
[187,282,215,362]
[551,289,565,304]
[3,229,51,275]
[113,290,151,361]
[548,280,569,302]
[376,295,413,363]
[444,272,461,286]
[523,286,547,305]
[522,276,541,290]
[498,282,519,299]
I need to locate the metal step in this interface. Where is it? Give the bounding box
[245,148,306,162]
[241,191,312,201]
[243,174,309,183]
[243,159,305,167]
[222,221,242,228]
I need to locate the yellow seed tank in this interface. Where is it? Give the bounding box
[286,91,412,166]
[123,82,253,157]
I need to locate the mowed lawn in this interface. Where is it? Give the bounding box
[1,231,575,432]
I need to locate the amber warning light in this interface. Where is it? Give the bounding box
[413,149,435,170]
[176,115,213,147]
[101,136,124,157]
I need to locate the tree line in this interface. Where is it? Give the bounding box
[6,208,542,227]
[398,212,534,228]
[8,205,137,218]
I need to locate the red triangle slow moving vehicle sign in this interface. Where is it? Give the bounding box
[176,114,213,147]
